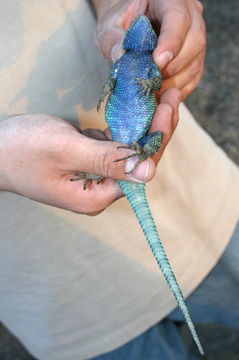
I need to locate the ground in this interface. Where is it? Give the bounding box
[0,0,238,358]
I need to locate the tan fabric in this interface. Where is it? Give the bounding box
[0,1,238,359]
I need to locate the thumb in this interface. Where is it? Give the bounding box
[94,0,149,62]
[69,133,156,183]
[95,23,125,62]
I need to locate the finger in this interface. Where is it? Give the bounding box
[151,1,192,68]
[180,66,204,100]
[95,0,148,61]
[158,52,205,96]
[162,4,206,79]
[103,127,112,140]
[81,128,108,141]
[157,87,181,130]
[151,88,181,163]
[194,0,204,13]
[95,24,125,61]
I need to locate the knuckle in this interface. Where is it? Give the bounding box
[182,83,194,100]
[184,3,193,27]
[171,35,185,56]
[194,15,207,49]
[184,11,192,29]
[188,72,202,93]
[181,69,203,99]
[197,26,207,50]
[101,147,113,178]
[188,73,200,90]
[163,60,177,78]
[194,0,204,13]
[173,3,191,27]
[190,57,201,77]
[196,65,205,83]
[187,53,205,82]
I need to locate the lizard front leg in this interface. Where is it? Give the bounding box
[97,77,116,112]
[114,131,163,174]
[135,62,162,96]
[97,60,120,111]
[135,76,162,97]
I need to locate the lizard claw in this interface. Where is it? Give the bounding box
[114,143,147,174]
[70,172,104,190]
[135,78,152,97]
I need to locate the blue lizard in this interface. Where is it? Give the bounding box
[73,15,204,355]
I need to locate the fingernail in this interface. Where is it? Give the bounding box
[111,43,124,62]
[125,157,150,182]
[157,51,173,69]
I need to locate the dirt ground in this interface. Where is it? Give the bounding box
[0,0,238,359]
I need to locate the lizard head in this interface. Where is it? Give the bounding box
[123,15,157,52]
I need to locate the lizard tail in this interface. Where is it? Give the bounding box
[118,180,204,356]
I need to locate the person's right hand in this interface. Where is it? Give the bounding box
[0,92,179,215]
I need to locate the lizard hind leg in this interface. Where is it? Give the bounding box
[70,172,104,190]
[114,131,163,174]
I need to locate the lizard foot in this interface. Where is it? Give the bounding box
[70,172,104,190]
[135,79,152,97]
[135,77,162,97]
[114,142,148,174]
[114,131,163,174]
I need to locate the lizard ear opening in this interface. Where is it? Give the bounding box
[123,15,157,52]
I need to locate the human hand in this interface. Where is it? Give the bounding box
[0,92,179,215]
[93,0,206,99]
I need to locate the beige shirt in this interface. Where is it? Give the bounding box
[0,1,238,359]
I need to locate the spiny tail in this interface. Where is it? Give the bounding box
[118,180,204,356]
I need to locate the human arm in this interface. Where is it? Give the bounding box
[0,88,179,215]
